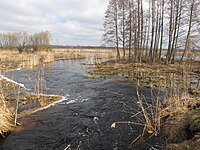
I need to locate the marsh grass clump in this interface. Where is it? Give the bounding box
[19,51,55,68]
[161,95,200,118]
[0,97,15,138]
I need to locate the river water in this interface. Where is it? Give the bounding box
[0,59,164,150]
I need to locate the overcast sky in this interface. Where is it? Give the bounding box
[0,0,108,46]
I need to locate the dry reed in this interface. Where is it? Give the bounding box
[161,95,200,118]
[0,91,15,137]
[53,48,116,54]
[111,84,199,147]
[111,84,163,147]
[0,50,55,71]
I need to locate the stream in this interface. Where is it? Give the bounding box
[0,59,164,150]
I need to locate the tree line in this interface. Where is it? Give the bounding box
[103,0,200,64]
[0,31,51,53]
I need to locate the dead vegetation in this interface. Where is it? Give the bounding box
[161,106,200,150]
[0,75,62,138]
[0,48,112,137]
[111,83,200,149]
[0,50,55,72]
[0,50,59,137]
[0,98,15,137]
[89,60,200,94]
[0,48,116,73]
[53,48,116,61]
[0,79,16,137]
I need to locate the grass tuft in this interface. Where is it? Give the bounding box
[0,96,15,137]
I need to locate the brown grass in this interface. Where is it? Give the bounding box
[161,95,200,118]
[53,48,116,61]
[0,92,15,137]
[53,48,116,53]
[111,84,163,148]
[0,75,63,137]
[0,50,55,72]
[0,48,117,73]
[0,104,15,137]
[90,60,200,94]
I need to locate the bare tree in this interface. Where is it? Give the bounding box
[0,31,51,53]
[181,0,195,61]
[127,0,133,60]
[102,0,120,59]
[159,0,165,62]
[30,31,51,52]
[149,0,155,63]
[15,32,30,53]
[118,0,129,59]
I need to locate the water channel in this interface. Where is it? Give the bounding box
[0,58,164,150]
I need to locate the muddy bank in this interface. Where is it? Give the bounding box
[161,107,200,150]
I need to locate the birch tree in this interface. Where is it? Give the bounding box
[102,0,120,59]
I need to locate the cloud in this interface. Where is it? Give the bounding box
[0,0,108,46]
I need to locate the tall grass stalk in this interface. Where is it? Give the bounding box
[0,50,55,70]
[111,81,165,147]
[28,60,46,96]
[14,87,21,125]
[136,85,162,135]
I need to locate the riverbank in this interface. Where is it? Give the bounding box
[89,59,200,149]
[0,75,62,136]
